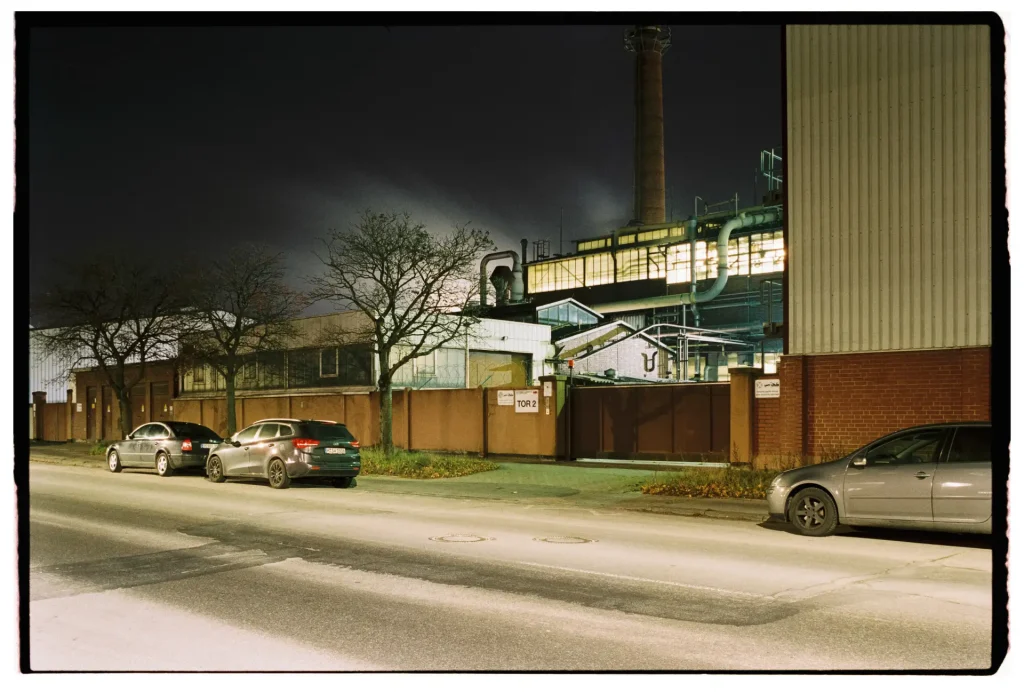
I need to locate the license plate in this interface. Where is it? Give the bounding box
[201,444,215,449]
[325,448,346,455]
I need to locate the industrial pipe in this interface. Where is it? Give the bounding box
[479,250,523,307]
[590,208,781,314]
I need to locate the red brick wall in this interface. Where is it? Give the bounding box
[755,347,990,466]
[754,389,780,456]
[71,361,178,440]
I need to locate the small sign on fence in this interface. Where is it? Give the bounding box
[543,382,553,398]
[514,390,539,413]
[76,403,82,412]
[497,390,515,406]
[755,379,781,399]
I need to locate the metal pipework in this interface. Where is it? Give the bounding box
[479,250,523,306]
[590,208,782,314]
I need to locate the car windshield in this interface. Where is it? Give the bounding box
[166,422,221,440]
[306,422,354,440]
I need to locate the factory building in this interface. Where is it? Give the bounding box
[764,24,994,459]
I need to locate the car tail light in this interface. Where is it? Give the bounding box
[294,438,319,452]
[350,440,360,449]
[181,439,193,452]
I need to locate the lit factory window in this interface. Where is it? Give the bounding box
[729,236,750,275]
[637,229,669,243]
[527,257,584,293]
[584,253,614,286]
[616,248,648,282]
[666,244,691,284]
[577,239,609,251]
[750,231,785,274]
[617,234,636,246]
[647,246,667,279]
[529,230,784,294]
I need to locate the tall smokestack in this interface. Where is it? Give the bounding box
[624,25,671,226]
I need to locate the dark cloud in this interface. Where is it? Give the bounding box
[28,24,781,314]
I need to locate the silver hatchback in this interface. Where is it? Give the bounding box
[768,423,992,537]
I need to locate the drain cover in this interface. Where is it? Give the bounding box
[429,534,494,543]
[534,536,596,544]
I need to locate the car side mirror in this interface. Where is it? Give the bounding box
[851,457,868,467]
[127,434,134,440]
[232,440,242,448]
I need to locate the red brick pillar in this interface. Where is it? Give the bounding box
[31,391,46,441]
[778,355,808,462]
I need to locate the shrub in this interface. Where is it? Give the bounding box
[88,441,116,456]
[359,449,498,479]
[640,467,784,500]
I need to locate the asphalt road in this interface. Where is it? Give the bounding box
[26,463,994,671]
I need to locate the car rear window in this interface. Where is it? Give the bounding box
[167,422,221,440]
[305,422,355,440]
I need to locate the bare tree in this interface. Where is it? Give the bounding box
[180,244,307,436]
[32,259,186,438]
[311,211,495,455]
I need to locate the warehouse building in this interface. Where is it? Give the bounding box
[759,24,994,460]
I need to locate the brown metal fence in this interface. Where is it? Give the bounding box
[571,383,730,461]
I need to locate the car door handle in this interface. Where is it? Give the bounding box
[915,471,931,479]
[268,443,275,448]
[244,446,250,451]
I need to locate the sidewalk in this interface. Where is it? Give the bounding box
[27,443,770,523]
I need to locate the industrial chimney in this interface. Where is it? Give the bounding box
[624,26,671,226]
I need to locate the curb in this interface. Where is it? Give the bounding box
[621,505,769,523]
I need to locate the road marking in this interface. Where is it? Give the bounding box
[515,561,771,600]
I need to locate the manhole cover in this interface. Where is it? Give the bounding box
[533,536,596,544]
[429,534,494,543]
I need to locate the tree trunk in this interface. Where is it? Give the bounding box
[117,390,133,438]
[377,349,394,456]
[225,367,238,436]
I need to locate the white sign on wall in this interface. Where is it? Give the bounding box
[514,390,539,413]
[755,379,781,399]
[76,403,82,412]
[543,382,553,398]
[497,390,515,406]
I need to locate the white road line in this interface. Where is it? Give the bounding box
[515,561,772,599]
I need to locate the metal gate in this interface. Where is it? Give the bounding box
[571,383,730,461]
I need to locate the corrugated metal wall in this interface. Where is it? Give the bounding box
[786,25,991,354]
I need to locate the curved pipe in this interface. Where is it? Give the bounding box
[480,251,523,306]
[591,208,781,314]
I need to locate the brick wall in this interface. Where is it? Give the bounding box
[71,361,178,440]
[754,391,780,458]
[754,347,990,467]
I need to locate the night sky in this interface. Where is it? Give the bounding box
[28,24,781,315]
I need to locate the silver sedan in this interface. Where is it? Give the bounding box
[768,423,992,537]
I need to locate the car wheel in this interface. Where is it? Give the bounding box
[107,450,122,473]
[788,487,839,537]
[268,459,290,490]
[206,456,227,483]
[332,477,355,489]
[155,452,174,477]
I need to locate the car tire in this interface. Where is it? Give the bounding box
[155,452,174,477]
[206,456,227,483]
[268,459,291,490]
[332,477,356,489]
[788,487,839,537]
[107,450,123,473]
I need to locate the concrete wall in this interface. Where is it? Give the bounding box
[168,385,560,458]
